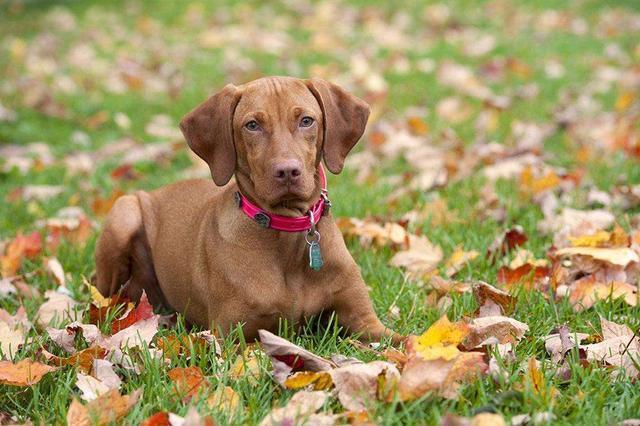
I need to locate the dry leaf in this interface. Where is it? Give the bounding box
[0,359,58,386]
[168,366,208,400]
[555,246,640,267]
[66,388,142,426]
[36,290,80,328]
[411,316,470,361]
[259,330,335,384]
[76,359,122,401]
[259,390,329,426]
[389,235,444,281]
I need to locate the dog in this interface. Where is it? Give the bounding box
[95,76,401,343]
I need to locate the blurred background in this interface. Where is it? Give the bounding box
[1,1,640,423]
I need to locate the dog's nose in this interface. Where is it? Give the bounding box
[273,160,302,183]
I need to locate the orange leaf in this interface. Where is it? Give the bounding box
[45,346,107,373]
[140,412,170,426]
[66,388,142,426]
[0,359,58,386]
[1,232,42,277]
[167,366,209,400]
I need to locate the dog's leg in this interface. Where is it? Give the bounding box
[95,194,143,298]
[333,271,404,345]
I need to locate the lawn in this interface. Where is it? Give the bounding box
[1,0,640,424]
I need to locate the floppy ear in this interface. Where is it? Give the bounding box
[179,84,242,186]
[305,78,370,174]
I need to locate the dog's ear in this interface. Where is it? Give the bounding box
[305,78,370,174]
[180,84,242,186]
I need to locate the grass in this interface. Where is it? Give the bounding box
[1,0,640,424]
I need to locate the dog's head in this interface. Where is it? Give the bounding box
[180,76,370,215]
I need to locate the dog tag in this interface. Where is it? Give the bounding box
[309,241,323,271]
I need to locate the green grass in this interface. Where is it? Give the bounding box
[1,0,640,424]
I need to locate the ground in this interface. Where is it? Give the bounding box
[1,0,640,424]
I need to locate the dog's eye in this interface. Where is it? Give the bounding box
[299,116,314,127]
[245,120,260,131]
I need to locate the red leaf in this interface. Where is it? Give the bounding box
[273,354,306,371]
[110,292,154,333]
[140,412,170,426]
[488,227,528,259]
[497,264,550,290]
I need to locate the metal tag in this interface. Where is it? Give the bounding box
[308,241,323,271]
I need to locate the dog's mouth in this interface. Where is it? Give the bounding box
[267,186,316,214]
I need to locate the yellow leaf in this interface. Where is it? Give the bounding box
[555,246,639,267]
[413,316,469,361]
[284,371,333,390]
[206,385,242,415]
[444,247,479,277]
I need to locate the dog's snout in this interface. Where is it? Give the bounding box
[273,160,302,183]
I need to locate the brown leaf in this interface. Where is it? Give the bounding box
[44,346,107,373]
[487,226,528,259]
[473,281,516,316]
[463,316,529,350]
[328,361,400,411]
[0,359,58,386]
[168,366,209,400]
[259,391,329,426]
[259,330,335,384]
[397,351,487,400]
[66,388,142,426]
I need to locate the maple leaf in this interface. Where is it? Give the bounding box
[43,346,108,373]
[168,365,209,400]
[36,290,80,328]
[0,359,58,386]
[389,234,444,281]
[110,291,154,333]
[75,359,122,401]
[66,388,141,426]
[258,391,330,426]
[411,316,470,361]
[259,330,335,384]
[0,232,42,278]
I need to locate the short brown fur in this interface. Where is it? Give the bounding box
[95,76,401,343]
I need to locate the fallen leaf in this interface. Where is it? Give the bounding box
[397,351,487,400]
[259,330,335,384]
[36,290,80,328]
[206,385,241,416]
[444,247,480,277]
[259,390,329,426]
[389,234,444,281]
[328,360,400,411]
[487,226,528,258]
[1,232,42,278]
[0,359,58,386]
[168,366,208,400]
[566,275,637,311]
[412,316,470,361]
[66,388,142,426]
[44,257,66,287]
[76,359,122,401]
[555,246,640,267]
[110,291,154,333]
[463,316,529,350]
[43,346,107,373]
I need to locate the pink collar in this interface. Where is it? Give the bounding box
[235,165,331,232]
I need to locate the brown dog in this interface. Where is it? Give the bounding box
[95,76,400,343]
